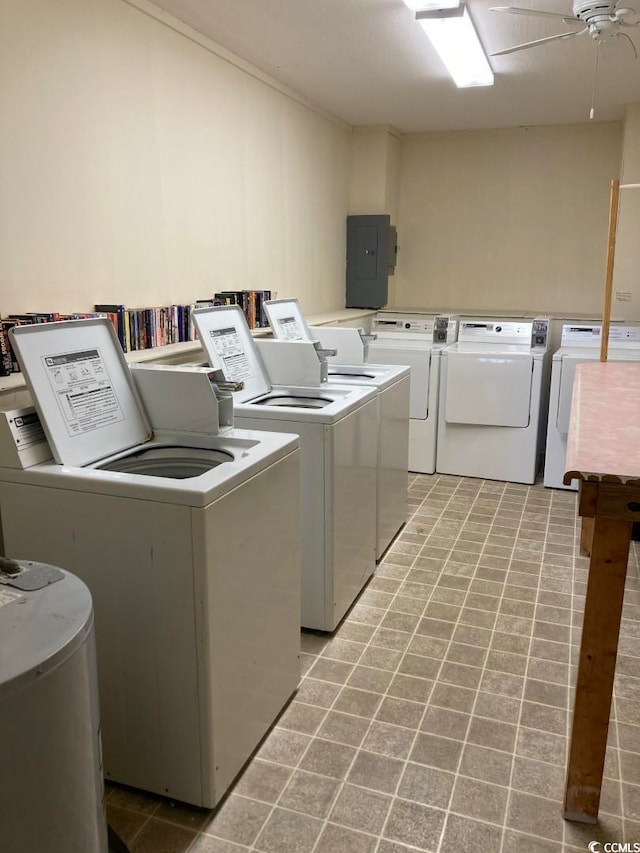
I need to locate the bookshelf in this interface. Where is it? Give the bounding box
[0,309,374,399]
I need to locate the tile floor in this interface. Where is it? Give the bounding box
[106,473,640,853]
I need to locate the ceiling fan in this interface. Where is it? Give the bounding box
[490,0,640,56]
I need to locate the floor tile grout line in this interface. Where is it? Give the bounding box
[369,476,510,853]
[112,475,640,852]
[307,475,460,852]
[422,479,527,853]
[499,487,554,853]
[427,478,522,853]
[564,487,581,849]
[302,473,452,853]
[243,473,448,853]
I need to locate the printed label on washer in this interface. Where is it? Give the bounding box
[0,588,23,607]
[42,349,125,436]
[276,316,305,341]
[207,328,254,381]
[9,409,46,448]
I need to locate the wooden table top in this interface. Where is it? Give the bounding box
[564,361,640,487]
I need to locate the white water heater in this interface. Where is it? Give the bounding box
[0,560,108,853]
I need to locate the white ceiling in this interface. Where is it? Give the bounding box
[146,0,640,132]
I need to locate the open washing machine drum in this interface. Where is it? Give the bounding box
[193,305,345,408]
[328,370,377,381]
[9,319,236,474]
[253,395,333,409]
[98,446,234,479]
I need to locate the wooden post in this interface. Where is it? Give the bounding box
[600,179,620,363]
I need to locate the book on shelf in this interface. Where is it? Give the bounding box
[94,304,126,350]
[2,296,275,378]
[0,323,13,376]
[205,290,272,329]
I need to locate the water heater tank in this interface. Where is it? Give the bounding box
[0,560,108,853]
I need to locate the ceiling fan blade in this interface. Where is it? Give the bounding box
[614,3,638,16]
[491,29,583,55]
[489,6,582,23]
[618,30,639,55]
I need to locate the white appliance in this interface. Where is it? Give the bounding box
[192,305,378,632]
[0,561,107,853]
[437,317,550,484]
[544,323,640,490]
[365,312,457,474]
[263,299,410,560]
[0,318,301,808]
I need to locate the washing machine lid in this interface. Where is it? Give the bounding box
[263,298,313,342]
[193,305,273,403]
[10,319,151,467]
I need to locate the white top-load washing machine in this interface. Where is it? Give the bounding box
[262,299,410,561]
[437,317,550,484]
[364,312,457,474]
[192,305,378,632]
[544,323,640,490]
[0,318,301,808]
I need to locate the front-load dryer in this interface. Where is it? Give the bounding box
[192,305,378,632]
[262,298,410,560]
[0,318,301,808]
[366,312,457,474]
[544,323,640,490]
[437,317,550,484]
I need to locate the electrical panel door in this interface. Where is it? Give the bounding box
[345,215,397,309]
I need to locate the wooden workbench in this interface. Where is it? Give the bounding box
[563,361,640,823]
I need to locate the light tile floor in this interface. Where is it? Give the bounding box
[106,473,640,852]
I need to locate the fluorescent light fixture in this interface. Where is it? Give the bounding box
[402,0,460,9]
[416,5,494,88]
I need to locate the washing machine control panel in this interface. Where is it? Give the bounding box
[0,406,52,469]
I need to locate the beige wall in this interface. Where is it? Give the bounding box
[612,105,640,321]
[349,126,401,221]
[394,123,623,317]
[0,1,633,326]
[0,0,351,317]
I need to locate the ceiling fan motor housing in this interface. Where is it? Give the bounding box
[574,0,618,21]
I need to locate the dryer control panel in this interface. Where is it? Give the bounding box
[531,319,549,349]
[372,313,457,343]
[560,324,640,347]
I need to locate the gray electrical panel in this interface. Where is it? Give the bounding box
[345,214,397,309]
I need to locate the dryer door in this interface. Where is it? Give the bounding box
[367,344,430,420]
[445,352,533,427]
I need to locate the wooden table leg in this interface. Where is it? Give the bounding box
[578,482,598,558]
[580,518,594,557]
[564,515,633,822]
